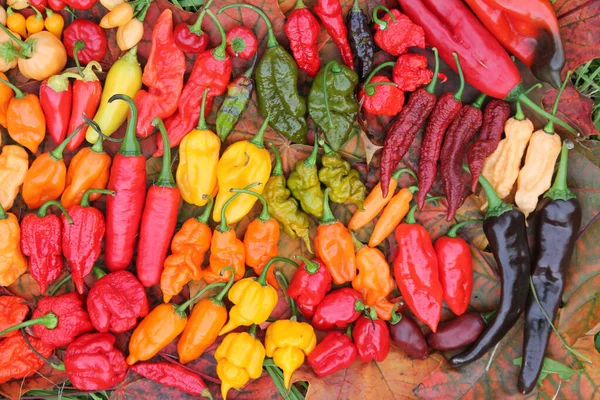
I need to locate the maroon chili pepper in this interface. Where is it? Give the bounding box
[307,330,358,377]
[352,309,391,362]
[284,0,321,78]
[63,20,108,65]
[287,256,332,308]
[226,25,258,59]
[313,0,354,69]
[67,62,102,151]
[440,95,485,221]
[427,312,485,351]
[467,99,511,191]
[388,306,428,359]
[380,48,440,198]
[311,288,364,331]
[40,73,79,145]
[131,362,212,398]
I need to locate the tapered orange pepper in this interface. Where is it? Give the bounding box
[369,185,417,248]
[0,72,15,128]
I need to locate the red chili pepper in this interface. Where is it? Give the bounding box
[380,48,440,198]
[31,292,95,348]
[352,310,391,362]
[388,308,428,359]
[39,72,78,144]
[416,53,465,209]
[173,1,213,54]
[63,20,108,64]
[287,256,332,308]
[131,362,211,398]
[48,0,66,11]
[392,54,434,92]
[155,10,232,157]
[67,62,102,151]
[29,0,48,11]
[313,0,354,69]
[0,332,54,384]
[0,296,29,339]
[62,189,113,294]
[134,9,186,138]
[284,0,321,78]
[21,201,73,294]
[372,6,425,57]
[358,62,405,116]
[440,95,484,221]
[226,25,258,59]
[427,312,486,351]
[62,0,97,10]
[298,302,316,319]
[393,204,443,332]
[307,331,357,377]
[64,333,128,390]
[311,288,363,331]
[105,95,146,272]
[467,99,511,191]
[435,220,480,316]
[87,269,149,333]
[136,119,180,287]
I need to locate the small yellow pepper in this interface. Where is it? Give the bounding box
[0,145,28,211]
[25,6,43,36]
[44,9,64,38]
[99,2,133,28]
[6,8,26,38]
[100,0,124,10]
[116,17,143,51]
[215,327,266,400]
[213,116,272,224]
[6,0,28,11]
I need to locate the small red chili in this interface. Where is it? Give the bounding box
[226,25,258,59]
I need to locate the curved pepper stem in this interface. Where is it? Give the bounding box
[218,4,278,48]
[250,114,270,149]
[425,48,440,95]
[405,196,444,224]
[391,167,418,182]
[0,203,6,219]
[0,77,25,99]
[514,83,542,121]
[304,138,319,167]
[109,94,142,156]
[72,40,86,77]
[318,138,335,156]
[21,328,65,371]
[93,266,107,279]
[269,143,283,177]
[205,10,227,60]
[176,281,228,313]
[211,266,236,303]
[372,5,396,30]
[48,274,72,296]
[49,123,88,161]
[197,195,214,224]
[389,304,402,325]
[445,219,482,238]
[0,23,31,57]
[472,93,487,110]
[452,53,465,102]
[517,93,578,136]
[462,164,512,218]
[363,61,396,95]
[294,255,319,275]
[37,200,73,224]
[47,72,81,93]
[80,189,115,208]
[152,118,176,188]
[320,188,337,225]
[351,232,365,252]
[274,270,297,319]
[257,256,298,287]
[544,70,572,134]
[196,88,210,130]
[188,0,213,34]
[0,312,58,337]
[230,188,271,222]
[544,140,576,201]
[218,182,261,232]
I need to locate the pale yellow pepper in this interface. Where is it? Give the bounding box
[116,18,143,51]
[99,2,133,28]
[0,145,28,210]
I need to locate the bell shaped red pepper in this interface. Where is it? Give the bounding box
[352,309,391,362]
[308,330,357,377]
[287,256,332,309]
[63,20,107,64]
[311,288,363,331]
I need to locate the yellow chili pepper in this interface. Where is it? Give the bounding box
[100,0,124,11]
[215,327,266,400]
[44,8,64,38]
[0,145,28,211]
[25,6,43,36]
[116,17,143,51]
[88,46,142,143]
[0,204,27,287]
[176,89,219,207]
[213,116,272,224]
[99,2,133,28]
[6,8,26,38]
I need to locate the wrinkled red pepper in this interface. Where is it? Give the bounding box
[284,0,321,78]
[358,62,405,116]
[308,331,358,377]
[352,310,390,362]
[131,362,212,398]
[0,296,29,339]
[373,6,425,56]
[0,332,53,384]
[392,54,434,92]
[311,288,363,331]
[63,20,107,64]
[287,256,332,309]
[314,0,354,69]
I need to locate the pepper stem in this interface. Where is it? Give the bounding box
[49,123,87,161]
[352,0,360,11]
[110,94,142,156]
[295,0,306,8]
[212,267,236,302]
[37,200,73,224]
[218,4,277,48]
[21,329,65,370]
[351,232,365,252]
[176,282,227,312]
[93,266,107,279]
[320,188,337,225]
[189,0,213,34]
[318,138,334,155]
[0,22,30,54]
[275,271,297,319]
[515,83,543,121]
[0,204,6,219]
[389,304,402,325]
[230,188,271,222]
[362,61,397,96]
[196,88,210,130]
[391,168,417,181]
[244,54,258,78]
[48,274,72,296]
[250,114,270,148]
[197,195,214,224]
[0,312,58,337]
[425,48,440,95]
[304,138,319,167]
[218,182,261,232]
[72,40,85,77]
[269,143,283,176]
[322,61,339,129]
[544,70,572,134]
[81,189,115,207]
[249,324,257,337]
[405,196,443,224]
[204,10,227,60]
[294,255,319,274]
[472,93,487,110]
[445,219,482,238]
[517,93,578,136]
[257,256,298,287]
[452,53,465,101]
[462,164,512,218]
[0,77,25,99]
[372,5,396,29]
[544,140,576,201]
[152,118,176,188]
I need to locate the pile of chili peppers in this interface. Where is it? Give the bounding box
[0,0,589,397]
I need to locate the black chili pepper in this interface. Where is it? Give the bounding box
[346,0,374,80]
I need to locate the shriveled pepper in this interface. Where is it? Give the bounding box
[392,54,435,92]
[287,256,332,310]
[213,116,272,224]
[308,60,359,151]
[307,330,357,377]
[314,0,353,68]
[312,288,363,331]
[318,140,366,209]
[352,309,391,362]
[373,6,425,56]
[315,189,357,285]
[358,74,404,116]
[0,332,53,384]
[284,0,320,78]
[0,204,27,287]
[0,145,28,211]
[131,362,212,398]
[346,0,374,80]
[216,60,255,142]
[0,296,28,338]
[287,140,324,218]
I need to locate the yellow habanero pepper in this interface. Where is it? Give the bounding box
[177,89,220,206]
[87,46,142,143]
[0,204,27,287]
[213,115,272,224]
[0,145,29,211]
[215,326,266,400]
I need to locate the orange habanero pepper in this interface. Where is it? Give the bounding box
[0,145,28,211]
[0,72,15,127]
[0,204,28,287]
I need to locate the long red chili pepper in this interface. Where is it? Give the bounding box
[380,48,439,198]
[416,53,465,208]
[136,119,181,287]
[313,0,354,69]
[284,0,321,78]
[39,73,79,145]
[67,60,102,151]
[105,95,146,272]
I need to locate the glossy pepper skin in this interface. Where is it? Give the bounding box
[312,288,363,331]
[319,141,366,209]
[449,169,531,367]
[427,312,485,351]
[373,6,425,56]
[0,296,28,339]
[288,256,332,309]
[393,54,435,92]
[308,61,359,151]
[87,269,149,333]
[353,311,391,362]
[173,2,211,54]
[64,333,128,390]
[314,0,353,68]
[464,0,565,88]
[287,140,324,218]
[352,244,395,321]
[2,77,45,153]
[346,0,374,80]
[131,362,212,398]
[219,4,307,144]
[62,190,113,294]
[358,75,404,116]
[226,25,258,59]
[308,331,357,377]
[105,95,146,272]
[315,190,357,285]
[0,72,15,128]
[284,0,320,78]
[389,310,428,360]
[39,72,76,144]
[62,20,107,64]
[368,185,416,249]
[519,143,581,394]
[66,62,102,151]
[0,332,53,384]
[0,145,28,211]
[216,61,255,142]
[0,205,27,287]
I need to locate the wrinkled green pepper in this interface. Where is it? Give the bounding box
[318,140,366,209]
[263,146,312,252]
[216,60,256,142]
[219,4,307,144]
[308,61,358,151]
[287,140,324,219]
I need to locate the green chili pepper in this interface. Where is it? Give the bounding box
[287,140,324,219]
[318,140,366,209]
[218,4,308,144]
[308,60,359,151]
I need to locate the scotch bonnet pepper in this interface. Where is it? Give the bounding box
[308,331,357,377]
[0,145,28,211]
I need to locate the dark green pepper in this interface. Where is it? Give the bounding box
[287,140,324,219]
[219,4,308,144]
[318,140,366,209]
[216,58,256,142]
[308,61,359,151]
[263,145,312,252]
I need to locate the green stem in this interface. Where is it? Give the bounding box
[204,10,227,60]
[294,255,318,274]
[445,219,483,238]
[352,0,360,11]
[320,188,337,225]
[515,101,524,121]
[472,93,487,110]
[322,61,339,129]
[21,329,65,370]
[372,5,396,29]
[364,81,397,96]
[275,271,297,319]
[48,274,72,296]
[544,140,576,201]
[110,94,142,156]
[451,53,465,101]
[176,282,227,312]
[304,138,319,167]
[30,5,43,21]
[0,313,58,337]
[389,304,402,325]
[294,0,306,8]
[257,257,298,287]
[189,0,213,34]
[49,123,87,161]
[269,143,283,176]
[80,189,115,207]
[544,70,572,134]
[425,48,440,94]
[93,266,106,279]
[152,118,176,188]
[197,195,214,224]
[243,54,258,78]
[0,77,25,99]
[218,182,261,232]
[37,200,73,224]
[391,168,417,181]
[318,138,334,156]
[363,61,396,95]
[517,93,578,136]
[405,196,444,224]
[249,114,270,149]
[249,324,257,337]
[218,4,277,48]
[462,164,512,218]
[212,267,236,303]
[351,232,365,252]
[0,22,30,53]
[0,203,6,219]
[72,40,85,77]
[196,88,210,130]
[230,188,271,222]
[47,72,81,93]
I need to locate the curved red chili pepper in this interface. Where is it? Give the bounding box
[313,0,354,69]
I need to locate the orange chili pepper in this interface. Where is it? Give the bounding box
[368,186,417,247]
[348,169,415,231]
[0,72,15,128]
[22,124,86,209]
[25,6,44,36]
[0,145,28,211]
[177,267,235,364]
[0,204,28,287]
[1,77,45,153]
[314,189,356,285]
[61,137,112,209]
[127,281,227,365]
[232,187,281,289]
[160,197,214,303]
[44,9,64,39]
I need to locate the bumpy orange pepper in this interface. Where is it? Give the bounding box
[160,197,214,303]
[0,145,28,211]
[0,72,14,127]
[0,204,27,287]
